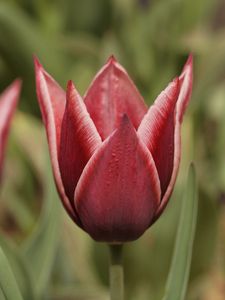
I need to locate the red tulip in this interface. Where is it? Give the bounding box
[35,55,193,242]
[0,80,21,179]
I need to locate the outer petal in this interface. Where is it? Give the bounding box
[0,80,21,178]
[138,55,193,222]
[74,115,161,242]
[154,55,193,220]
[59,81,101,205]
[138,78,180,196]
[84,56,148,140]
[34,58,79,223]
[34,58,65,149]
[177,54,193,121]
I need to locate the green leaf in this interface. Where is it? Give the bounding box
[0,237,35,300]
[21,152,61,298]
[162,163,198,300]
[0,245,23,300]
[0,2,68,114]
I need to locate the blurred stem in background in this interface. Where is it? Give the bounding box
[109,244,124,300]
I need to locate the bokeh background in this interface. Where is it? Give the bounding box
[0,0,225,299]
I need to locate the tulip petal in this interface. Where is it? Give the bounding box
[34,58,79,223]
[59,81,101,205]
[0,80,21,178]
[138,55,193,222]
[154,55,193,220]
[84,56,148,140]
[138,78,180,197]
[177,54,193,122]
[75,115,161,242]
[34,58,66,149]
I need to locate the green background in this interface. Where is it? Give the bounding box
[0,0,225,299]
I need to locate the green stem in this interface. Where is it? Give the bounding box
[109,244,124,300]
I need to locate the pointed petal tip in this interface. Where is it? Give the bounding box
[11,78,22,91]
[107,55,117,65]
[183,53,193,73]
[66,80,80,102]
[173,76,180,86]
[113,114,137,141]
[187,53,193,64]
[120,114,134,129]
[11,79,22,103]
[67,80,74,91]
[2,79,22,103]
[33,55,43,71]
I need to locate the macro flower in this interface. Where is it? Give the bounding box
[0,80,21,179]
[35,55,192,243]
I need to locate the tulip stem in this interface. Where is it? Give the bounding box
[109,244,124,300]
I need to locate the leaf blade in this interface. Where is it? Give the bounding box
[0,236,36,300]
[162,163,198,300]
[21,150,61,298]
[0,245,23,300]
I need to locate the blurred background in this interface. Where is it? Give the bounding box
[0,0,225,299]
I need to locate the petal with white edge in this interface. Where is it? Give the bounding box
[59,80,101,204]
[138,78,180,197]
[0,79,21,178]
[84,56,148,140]
[153,55,193,221]
[34,57,80,224]
[75,115,160,242]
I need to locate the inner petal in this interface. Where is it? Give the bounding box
[84,56,147,140]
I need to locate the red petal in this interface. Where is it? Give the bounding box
[59,81,101,205]
[138,78,180,197]
[154,54,193,220]
[177,54,193,121]
[34,57,79,223]
[34,57,65,149]
[0,80,21,177]
[84,56,148,140]
[75,115,160,242]
[138,55,193,222]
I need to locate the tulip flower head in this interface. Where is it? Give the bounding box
[35,56,193,243]
[0,80,21,179]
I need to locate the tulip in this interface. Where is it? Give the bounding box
[34,55,192,243]
[0,80,21,179]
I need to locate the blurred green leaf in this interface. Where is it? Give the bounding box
[50,285,108,300]
[21,152,61,298]
[162,163,198,300]
[59,0,111,35]
[0,236,35,300]
[0,2,68,114]
[0,245,23,300]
